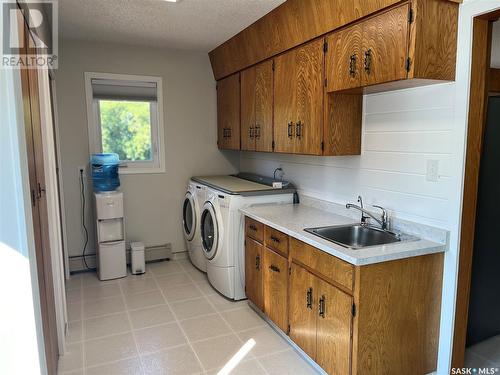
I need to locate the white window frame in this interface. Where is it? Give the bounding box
[84,72,165,174]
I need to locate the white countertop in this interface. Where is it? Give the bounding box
[240,204,446,266]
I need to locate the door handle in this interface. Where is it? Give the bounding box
[349,53,357,77]
[319,295,325,318]
[364,49,372,74]
[255,255,260,270]
[269,264,280,273]
[306,287,313,309]
[287,122,294,138]
[296,121,302,139]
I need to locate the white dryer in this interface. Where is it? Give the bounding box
[198,176,294,300]
[182,180,207,272]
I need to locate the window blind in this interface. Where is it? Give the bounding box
[91,78,157,101]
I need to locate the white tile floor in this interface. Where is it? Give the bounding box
[59,258,319,375]
[465,335,500,369]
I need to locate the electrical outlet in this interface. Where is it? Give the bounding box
[426,160,439,182]
[78,166,86,178]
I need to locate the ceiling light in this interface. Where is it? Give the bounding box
[163,0,182,2]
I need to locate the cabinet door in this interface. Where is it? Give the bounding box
[274,48,296,154]
[294,39,324,155]
[263,247,288,332]
[289,263,317,360]
[361,4,410,86]
[315,277,353,375]
[245,237,263,310]
[240,67,256,151]
[255,60,274,152]
[326,24,362,92]
[217,73,240,150]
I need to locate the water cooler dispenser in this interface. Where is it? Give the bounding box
[91,153,126,280]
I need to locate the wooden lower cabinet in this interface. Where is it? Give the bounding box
[289,263,352,374]
[263,247,288,332]
[244,218,444,375]
[245,237,263,310]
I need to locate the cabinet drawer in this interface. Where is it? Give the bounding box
[290,237,354,292]
[245,217,264,243]
[264,226,288,256]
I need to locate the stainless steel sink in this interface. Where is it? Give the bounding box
[304,224,409,249]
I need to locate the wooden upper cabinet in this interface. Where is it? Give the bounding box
[241,61,274,152]
[361,4,410,87]
[245,237,263,310]
[274,39,324,155]
[240,67,256,151]
[263,247,288,332]
[254,60,274,152]
[315,277,353,375]
[217,73,240,150]
[326,23,362,92]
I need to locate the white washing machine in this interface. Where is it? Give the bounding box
[197,175,294,300]
[182,180,207,272]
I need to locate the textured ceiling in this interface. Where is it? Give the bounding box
[59,0,286,51]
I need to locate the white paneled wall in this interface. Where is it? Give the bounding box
[240,83,456,229]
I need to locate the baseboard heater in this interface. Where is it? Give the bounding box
[69,243,175,273]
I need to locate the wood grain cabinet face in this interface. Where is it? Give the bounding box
[326,24,362,92]
[315,277,352,375]
[245,237,263,310]
[241,60,274,152]
[274,39,324,155]
[263,247,288,332]
[217,73,240,150]
[289,263,317,360]
[361,4,410,86]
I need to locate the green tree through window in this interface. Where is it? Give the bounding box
[99,100,152,161]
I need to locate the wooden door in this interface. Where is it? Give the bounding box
[240,66,256,151]
[326,24,363,92]
[217,73,240,150]
[294,39,324,155]
[245,237,263,310]
[254,60,274,152]
[315,277,353,375]
[19,18,59,374]
[361,4,410,86]
[289,263,317,360]
[263,247,288,332]
[274,48,296,154]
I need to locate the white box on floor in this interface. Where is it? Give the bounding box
[130,242,145,275]
[97,240,126,280]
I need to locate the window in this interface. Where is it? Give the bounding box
[85,73,165,174]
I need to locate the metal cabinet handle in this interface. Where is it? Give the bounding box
[255,125,261,139]
[287,122,294,138]
[256,255,260,270]
[296,121,302,139]
[349,53,357,77]
[270,235,280,243]
[364,49,372,74]
[249,224,257,231]
[269,264,280,273]
[319,295,325,318]
[227,128,232,138]
[306,287,313,309]
[249,127,254,139]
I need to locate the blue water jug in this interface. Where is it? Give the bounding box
[91,153,120,192]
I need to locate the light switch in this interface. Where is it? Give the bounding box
[426,160,439,182]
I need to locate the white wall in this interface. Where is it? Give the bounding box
[242,1,500,372]
[0,67,44,374]
[491,20,500,68]
[55,40,239,270]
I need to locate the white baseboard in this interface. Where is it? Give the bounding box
[68,244,179,273]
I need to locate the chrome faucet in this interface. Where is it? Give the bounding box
[346,196,389,230]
